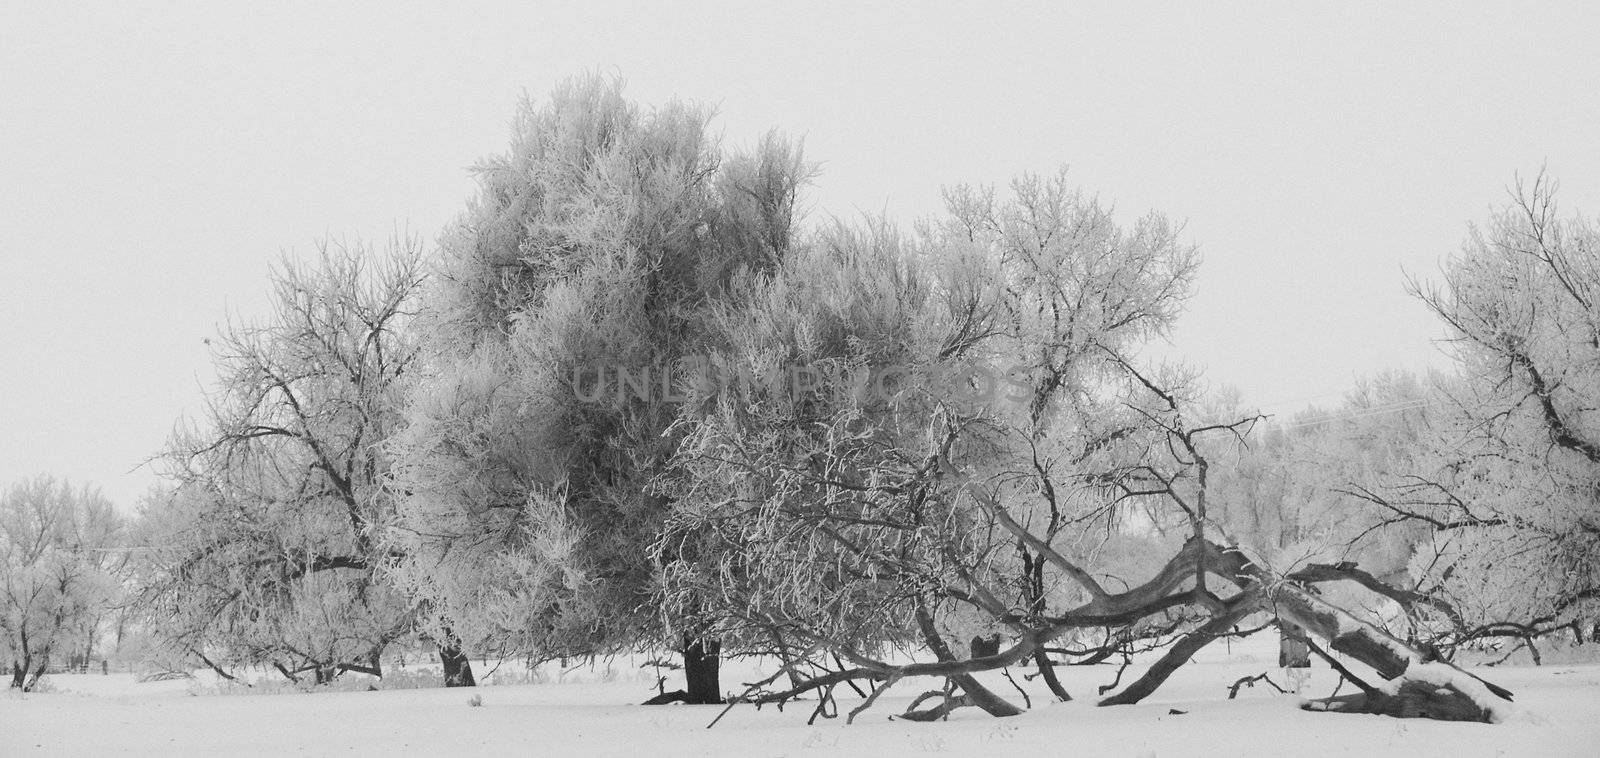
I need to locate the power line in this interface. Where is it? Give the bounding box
[1273,397,1441,431]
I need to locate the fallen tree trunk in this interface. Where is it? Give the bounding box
[1094,539,1518,722]
[1226,548,1516,722]
[717,537,1515,725]
[1306,672,1505,722]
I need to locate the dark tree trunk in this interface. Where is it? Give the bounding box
[1020,552,1071,701]
[24,654,50,692]
[435,626,475,687]
[682,638,723,704]
[1279,621,1311,668]
[313,665,337,685]
[12,631,31,689]
[440,643,476,687]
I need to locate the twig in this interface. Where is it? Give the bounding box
[807,684,837,725]
[1001,667,1032,709]
[1226,672,1287,699]
[847,672,902,724]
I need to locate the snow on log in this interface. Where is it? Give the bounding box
[1270,581,1515,722]
[1198,539,1516,722]
[1390,662,1518,722]
[1270,581,1420,679]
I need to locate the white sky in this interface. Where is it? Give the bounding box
[3,1,1598,509]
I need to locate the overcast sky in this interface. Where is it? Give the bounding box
[3,1,1597,509]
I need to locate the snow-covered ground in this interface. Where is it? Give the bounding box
[4,636,1597,757]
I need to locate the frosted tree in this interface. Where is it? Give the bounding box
[0,476,125,690]
[658,171,1204,717]
[1204,371,1447,667]
[1351,175,1600,656]
[134,238,427,684]
[1210,373,1439,564]
[387,74,810,703]
[657,170,1514,724]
